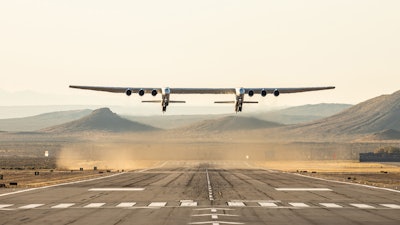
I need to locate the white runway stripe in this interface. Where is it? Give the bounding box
[276,188,332,191]
[148,202,167,207]
[84,203,106,208]
[320,203,343,208]
[19,204,44,209]
[116,202,136,207]
[52,203,75,209]
[350,204,375,209]
[0,204,13,209]
[227,202,246,207]
[180,202,198,207]
[258,202,278,207]
[89,188,144,191]
[289,203,309,207]
[380,204,400,209]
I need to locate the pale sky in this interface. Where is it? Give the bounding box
[0,1,399,112]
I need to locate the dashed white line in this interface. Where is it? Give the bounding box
[51,203,75,209]
[181,201,198,207]
[116,202,136,208]
[258,202,278,207]
[276,188,332,191]
[206,169,214,201]
[148,202,167,207]
[320,203,343,208]
[0,204,13,209]
[84,203,106,208]
[19,204,44,209]
[88,188,145,191]
[189,221,244,225]
[289,202,309,207]
[380,204,400,209]
[350,204,375,209]
[227,202,246,207]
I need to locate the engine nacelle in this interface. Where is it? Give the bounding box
[151,89,158,96]
[248,90,254,97]
[261,89,267,97]
[125,89,132,96]
[273,89,280,97]
[138,89,145,96]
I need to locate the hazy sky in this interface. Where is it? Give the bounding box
[1,1,399,110]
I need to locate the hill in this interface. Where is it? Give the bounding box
[0,109,92,132]
[179,116,283,132]
[365,129,400,141]
[252,103,352,124]
[288,90,400,138]
[42,108,159,133]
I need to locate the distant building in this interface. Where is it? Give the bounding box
[359,152,400,162]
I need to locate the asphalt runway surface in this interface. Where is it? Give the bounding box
[1,161,399,225]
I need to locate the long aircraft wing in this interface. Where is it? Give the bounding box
[69,85,335,95]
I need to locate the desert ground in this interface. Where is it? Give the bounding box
[1,131,399,191]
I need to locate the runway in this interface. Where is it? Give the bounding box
[1,161,399,225]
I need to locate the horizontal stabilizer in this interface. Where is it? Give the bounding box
[243,101,258,104]
[214,101,235,104]
[170,100,186,103]
[142,100,162,103]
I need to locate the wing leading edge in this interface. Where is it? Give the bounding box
[69,85,335,112]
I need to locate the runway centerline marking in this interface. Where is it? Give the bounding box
[275,188,332,191]
[88,188,145,191]
[206,169,214,201]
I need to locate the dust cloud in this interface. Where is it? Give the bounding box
[55,132,382,170]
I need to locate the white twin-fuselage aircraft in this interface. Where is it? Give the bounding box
[69,85,335,113]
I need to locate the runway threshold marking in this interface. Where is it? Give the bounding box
[148,202,167,207]
[289,203,309,207]
[180,200,198,207]
[380,204,400,209]
[258,202,278,207]
[275,188,332,191]
[51,203,75,209]
[0,204,13,208]
[116,202,136,207]
[189,222,244,225]
[19,204,44,209]
[84,203,106,208]
[319,203,343,208]
[350,204,375,209]
[227,202,246,207]
[88,188,145,191]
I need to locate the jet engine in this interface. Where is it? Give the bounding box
[261,89,267,97]
[125,89,132,96]
[273,89,280,97]
[248,90,254,97]
[138,89,145,96]
[151,89,158,96]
